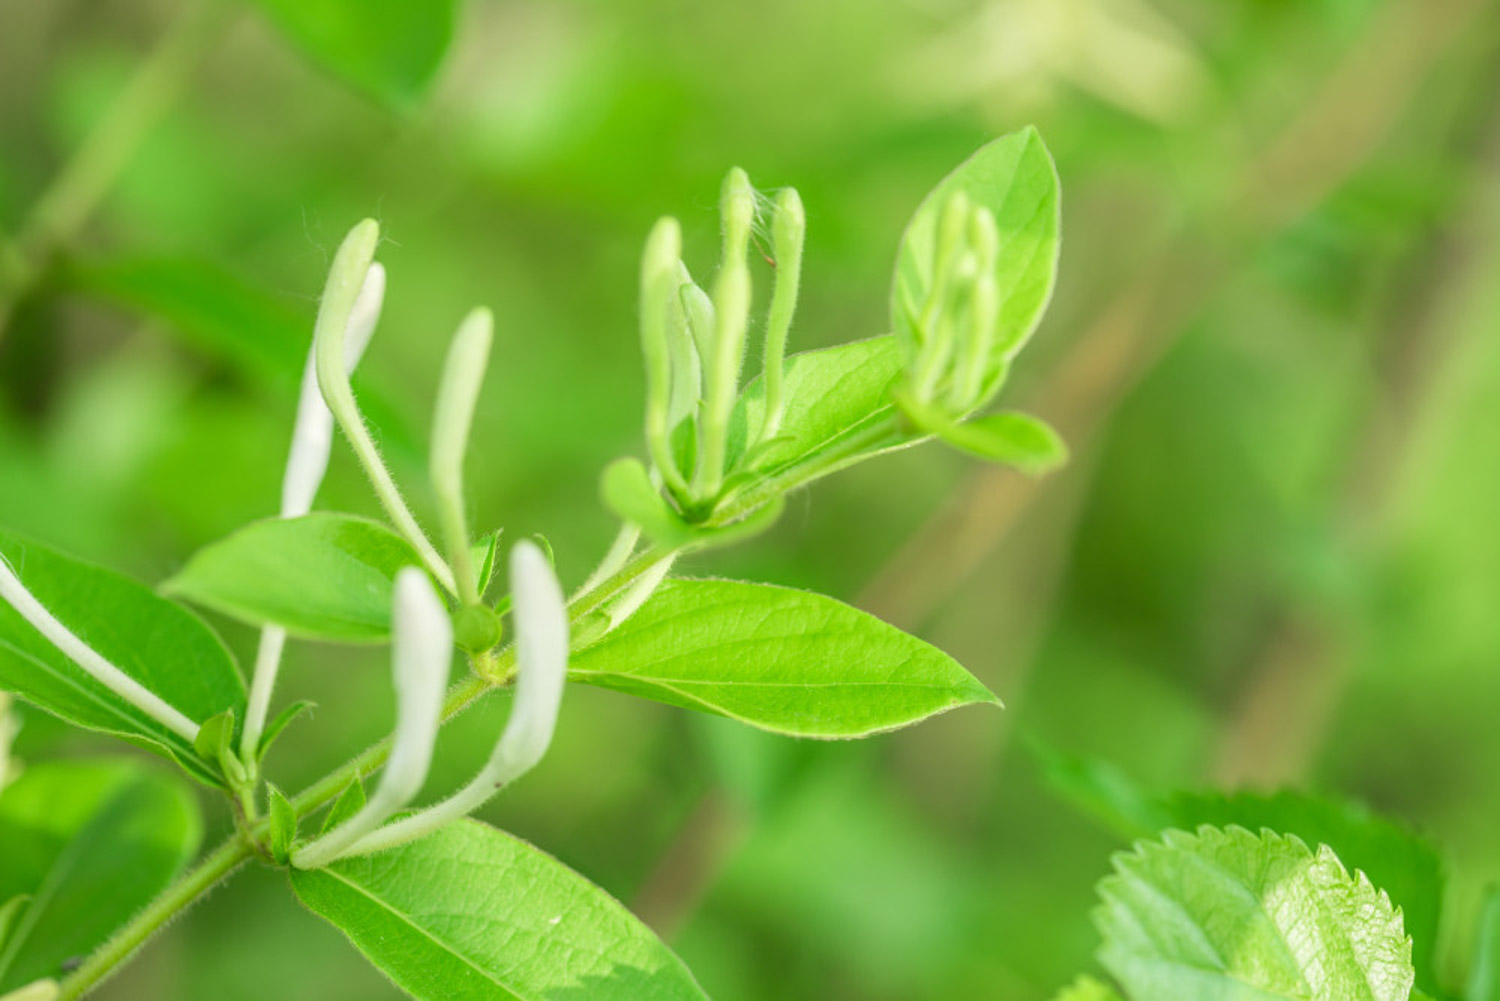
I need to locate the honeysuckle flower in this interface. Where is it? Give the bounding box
[292,567,451,869]
[341,540,568,859]
[242,262,385,762]
[281,262,385,519]
[313,220,456,595]
[430,307,495,607]
[0,555,199,742]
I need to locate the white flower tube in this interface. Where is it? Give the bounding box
[281,262,386,519]
[241,264,386,762]
[343,540,568,857]
[0,557,198,741]
[292,567,451,869]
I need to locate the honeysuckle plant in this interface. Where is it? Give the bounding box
[0,128,1056,1000]
[0,124,1484,1001]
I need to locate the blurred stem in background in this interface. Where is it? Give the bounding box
[0,0,230,340]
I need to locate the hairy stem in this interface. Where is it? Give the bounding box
[55,834,253,1001]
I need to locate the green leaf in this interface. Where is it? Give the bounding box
[246,0,456,110]
[165,514,426,643]
[267,785,296,866]
[0,759,201,990]
[892,127,1061,371]
[256,699,316,761]
[600,458,695,546]
[66,256,306,389]
[1095,826,1415,1001]
[0,531,244,784]
[1163,790,1445,996]
[726,336,907,477]
[289,819,709,1000]
[1049,975,1124,1001]
[1467,885,1500,1001]
[568,578,1000,738]
[320,776,366,836]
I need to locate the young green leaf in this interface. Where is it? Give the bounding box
[256,700,316,762]
[267,785,297,866]
[1467,885,1500,1001]
[1049,975,1124,1001]
[726,336,908,478]
[470,531,502,600]
[0,759,201,991]
[892,127,1061,381]
[898,393,1067,474]
[568,578,1000,738]
[191,708,246,787]
[247,0,456,110]
[0,532,243,784]
[289,819,709,1000]
[600,457,695,545]
[1095,826,1414,1001]
[321,776,367,836]
[165,513,426,643]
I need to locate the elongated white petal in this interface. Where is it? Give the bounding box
[0,557,198,741]
[341,541,568,858]
[490,540,568,780]
[281,263,386,518]
[430,307,494,605]
[292,567,450,869]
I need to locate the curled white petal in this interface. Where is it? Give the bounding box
[0,556,198,742]
[281,263,385,519]
[490,540,568,780]
[292,567,450,869]
[342,540,568,858]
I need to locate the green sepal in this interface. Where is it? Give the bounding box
[266,784,296,866]
[470,531,502,600]
[321,776,367,836]
[256,700,317,763]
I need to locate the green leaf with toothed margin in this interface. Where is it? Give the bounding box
[289,819,708,1000]
[568,578,999,738]
[1094,826,1415,1001]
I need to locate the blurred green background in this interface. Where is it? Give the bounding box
[3,0,1500,997]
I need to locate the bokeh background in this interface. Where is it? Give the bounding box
[3,0,1500,997]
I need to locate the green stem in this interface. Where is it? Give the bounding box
[53,544,672,997]
[55,834,252,1001]
[0,0,230,337]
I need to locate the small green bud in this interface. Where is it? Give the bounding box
[454,603,504,655]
